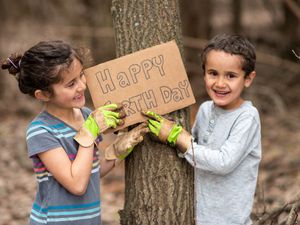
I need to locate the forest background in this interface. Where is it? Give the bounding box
[0,0,299,225]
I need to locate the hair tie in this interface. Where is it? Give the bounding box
[7,57,19,70]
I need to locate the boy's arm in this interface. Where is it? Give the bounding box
[143,111,261,175]
[184,114,261,174]
[142,111,193,152]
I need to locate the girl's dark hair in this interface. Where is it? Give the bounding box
[201,34,256,76]
[1,40,85,97]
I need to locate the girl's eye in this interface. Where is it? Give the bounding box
[67,81,75,87]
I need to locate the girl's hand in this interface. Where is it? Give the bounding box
[74,103,126,147]
[92,103,126,133]
[105,123,149,161]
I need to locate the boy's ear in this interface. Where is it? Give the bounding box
[244,71,256,88]
[34,90,51,102]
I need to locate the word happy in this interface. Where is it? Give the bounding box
[95,55,165,94]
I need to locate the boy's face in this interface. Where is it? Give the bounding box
[203,50,255,110]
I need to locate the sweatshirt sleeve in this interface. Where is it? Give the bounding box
[184,113,260,175]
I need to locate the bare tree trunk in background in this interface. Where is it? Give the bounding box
[181,0,212,39]
[282,0,300,58]
[0,1,4,99]
[81,0,115,62]
[111,0,195,224]
[232,0,242,34]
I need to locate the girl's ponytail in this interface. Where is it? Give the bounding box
[1,53,23,79]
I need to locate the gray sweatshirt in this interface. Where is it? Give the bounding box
[184,100,261,225]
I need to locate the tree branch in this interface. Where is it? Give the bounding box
[254,193,300,225]
[292,50,300,60]
[283,0,300,20]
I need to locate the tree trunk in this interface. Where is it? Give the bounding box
[111,0,195,224]
[232,0,242,34]
[281,0,300,59]
[181,0,212,39]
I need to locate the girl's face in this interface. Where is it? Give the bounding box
[204,50,255,110]
[47,58,87,110]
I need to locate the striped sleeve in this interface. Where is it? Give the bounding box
[26,121,75,157]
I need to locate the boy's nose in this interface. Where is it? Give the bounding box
[215,77,226,87]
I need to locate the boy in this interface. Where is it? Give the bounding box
[143,34,261,225]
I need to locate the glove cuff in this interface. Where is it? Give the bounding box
[159,120,175,143]
[117,146,134,160]
[74,126,95,147]
[167,124,183,146]
[105,144,134,160]
[83,115,99,137]
[105,144,117,160]
[176,128,193,153]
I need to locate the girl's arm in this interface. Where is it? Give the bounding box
[38,145,94,196]
[99,123,149,177]
[100,159,116,177]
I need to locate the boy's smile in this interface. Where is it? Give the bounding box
[204,50,255,110]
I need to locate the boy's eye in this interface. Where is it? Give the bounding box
[208,70,218,76]
[227,74,237,79]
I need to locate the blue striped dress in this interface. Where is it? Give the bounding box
[26,107,101,225]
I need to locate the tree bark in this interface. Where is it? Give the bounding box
[111,0,195,224]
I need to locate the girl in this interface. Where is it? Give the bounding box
[1,40,148,225]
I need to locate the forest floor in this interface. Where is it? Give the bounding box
[0,101,299,225]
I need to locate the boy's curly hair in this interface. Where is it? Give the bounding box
[201,34,256,77]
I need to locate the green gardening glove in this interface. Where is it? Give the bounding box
[105,123,149,162]
[92,104,126,133]
[74,103,126,147]
[142,111,192,153]
[142,111,182,146]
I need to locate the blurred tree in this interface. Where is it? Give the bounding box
[79,0,115,62]
[232,0,242,34]
[111,0,195,224]
[282,0,300,59]
[181,0,212,39]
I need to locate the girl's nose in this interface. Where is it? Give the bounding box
[77,78,87,91]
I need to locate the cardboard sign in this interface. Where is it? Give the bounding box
[85,40,196,130]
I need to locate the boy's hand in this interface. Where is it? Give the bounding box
[142,111,192,153]
[74,103,126,147]
[105,123,149,161]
